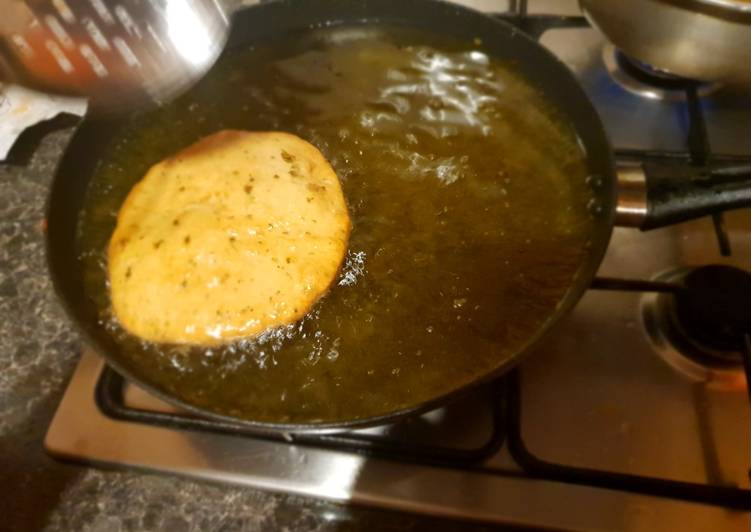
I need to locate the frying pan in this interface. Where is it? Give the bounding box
[45,0,739,432]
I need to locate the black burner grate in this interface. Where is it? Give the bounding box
[95,367,507,468]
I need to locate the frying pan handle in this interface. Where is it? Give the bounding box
[615,162,751,230]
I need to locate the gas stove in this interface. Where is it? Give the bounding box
[45,1,751,529]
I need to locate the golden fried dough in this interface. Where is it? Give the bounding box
[108,130,350,345]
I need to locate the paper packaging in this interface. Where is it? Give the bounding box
[0,83,87,160]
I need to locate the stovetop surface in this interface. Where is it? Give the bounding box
[46,1,751,530]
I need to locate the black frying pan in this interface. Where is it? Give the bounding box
[46,0,727,432]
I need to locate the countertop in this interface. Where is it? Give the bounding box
[0,121,508,532]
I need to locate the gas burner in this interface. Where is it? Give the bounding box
[675,266,751,354]
[642,266,751,390]
[602,45,719,101]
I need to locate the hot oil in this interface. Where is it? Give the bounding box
[78,25,596,424]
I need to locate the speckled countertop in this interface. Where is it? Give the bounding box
[0,121,509,532]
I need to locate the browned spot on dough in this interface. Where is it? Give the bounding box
[307,182,327,194]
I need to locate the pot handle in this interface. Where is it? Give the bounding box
[615,161,751,230]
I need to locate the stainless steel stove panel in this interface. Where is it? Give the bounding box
[46,352,751,531]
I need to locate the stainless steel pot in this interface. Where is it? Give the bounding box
[580,0,751,84]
